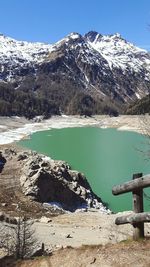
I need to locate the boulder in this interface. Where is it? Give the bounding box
[40,216,52,223]
[17,152,28,161]
[20,153,109,212]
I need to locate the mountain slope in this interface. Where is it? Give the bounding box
[126,94,150,114]
[0,31,150,117]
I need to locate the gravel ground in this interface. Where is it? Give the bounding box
[2,211,150,252]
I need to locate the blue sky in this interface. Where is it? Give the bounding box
[0,0,150,50]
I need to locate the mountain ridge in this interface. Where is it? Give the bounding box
[0,31,150,117]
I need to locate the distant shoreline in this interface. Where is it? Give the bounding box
[0,115,147,145]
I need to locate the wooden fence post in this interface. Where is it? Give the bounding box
[132,173,144,240]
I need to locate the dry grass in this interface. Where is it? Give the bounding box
[11,240,150,267]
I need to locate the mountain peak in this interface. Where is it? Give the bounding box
[67,32,82,40]
[108,33,124,41]
[54,32,83,47]
[112,33,122,38]
[84,31,103,42]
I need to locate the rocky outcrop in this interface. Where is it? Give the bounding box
[20,152,108,212]
[0,152,6,173]
[0,211,17,224]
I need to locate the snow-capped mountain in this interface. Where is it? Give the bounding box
[86,31,149,73]
[0,31,150,117]
[0,33,54,81]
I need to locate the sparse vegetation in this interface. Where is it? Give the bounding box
[126,94,150,115]
[0,214,37,259]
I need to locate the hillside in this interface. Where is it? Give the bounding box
[0,31,150,117]
[12,241,150,267]
[126,94,150,115]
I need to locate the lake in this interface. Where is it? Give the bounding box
[19,127,150,212]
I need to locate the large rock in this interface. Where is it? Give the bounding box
[0,152,6,173]
[20,153,108,212]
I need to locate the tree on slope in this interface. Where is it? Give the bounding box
[0,215,37,259]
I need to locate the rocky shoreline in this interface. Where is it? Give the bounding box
[20,149,108,212]
[0,146,109,215]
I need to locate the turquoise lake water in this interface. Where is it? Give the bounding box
[19,127,150,212]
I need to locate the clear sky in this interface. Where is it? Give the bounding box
[0,0,150,50]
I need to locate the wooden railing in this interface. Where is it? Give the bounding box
[112,173,150,240]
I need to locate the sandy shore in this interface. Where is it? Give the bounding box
[0,115,148,145]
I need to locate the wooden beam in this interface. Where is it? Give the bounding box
[132,173,144,240]
[115,212,150,225]
[133,173,143,213]
[112,174,150,195]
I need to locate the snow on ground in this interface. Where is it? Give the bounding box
[0,116,99,145]
[0,34,54,64]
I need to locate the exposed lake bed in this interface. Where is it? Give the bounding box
[0,115,147,145]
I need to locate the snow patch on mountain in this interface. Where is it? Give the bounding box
[0,31,150,103]
[0,34,54,64]
[86,32,150,76]
[53,32,82,49]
